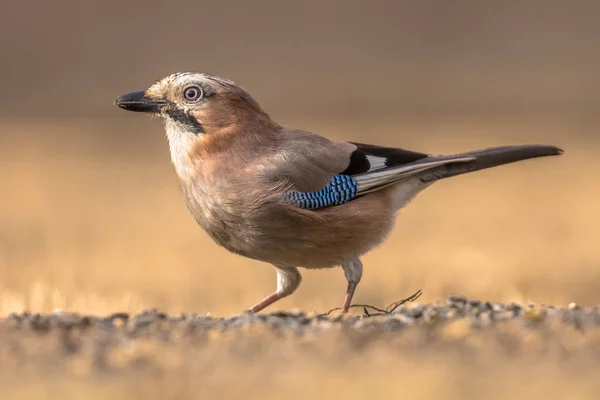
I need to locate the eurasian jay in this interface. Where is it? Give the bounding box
[115,72,563,313]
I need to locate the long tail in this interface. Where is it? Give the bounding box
[420,144,563,183]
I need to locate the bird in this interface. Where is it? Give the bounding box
[114,72,563,314]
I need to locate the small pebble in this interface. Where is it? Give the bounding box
[446,295,468,308]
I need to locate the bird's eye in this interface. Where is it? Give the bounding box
[183,86,203,102]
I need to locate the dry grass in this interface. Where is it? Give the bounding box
[1,113,599,399]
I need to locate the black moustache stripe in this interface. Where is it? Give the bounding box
[165,107,204,135]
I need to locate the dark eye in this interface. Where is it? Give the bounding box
[183,86,203,102]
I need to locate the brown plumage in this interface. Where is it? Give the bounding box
[115,72,564,313]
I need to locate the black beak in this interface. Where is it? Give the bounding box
[114,90,166,113]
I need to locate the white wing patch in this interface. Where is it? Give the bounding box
[354,156,475,195]
[365,155,388,171]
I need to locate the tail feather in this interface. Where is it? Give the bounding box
[420,145,563,183]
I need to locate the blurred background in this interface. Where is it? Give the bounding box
[1,0,599,315]
[2,1,600,399]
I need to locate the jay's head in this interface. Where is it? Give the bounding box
[116,72,279,179]
[115,72,276,138]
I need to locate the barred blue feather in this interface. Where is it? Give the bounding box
[284,174,359,209]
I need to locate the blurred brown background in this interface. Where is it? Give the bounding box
[1,0,599,315]
[2,1,600,399]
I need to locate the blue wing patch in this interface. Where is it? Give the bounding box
[284,174,359,209]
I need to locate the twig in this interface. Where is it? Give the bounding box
[317,289,423,317]
[318,304,389,317]
[386,289,423,313]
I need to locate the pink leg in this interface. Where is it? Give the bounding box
[248,292,281,313]
[342,281,358,313]
[341,258,363,314]
[246,267,301,313]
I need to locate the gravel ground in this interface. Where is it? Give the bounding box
[2,296,600,399]
[2,295,599,360]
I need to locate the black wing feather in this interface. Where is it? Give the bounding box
[341,142,429,175]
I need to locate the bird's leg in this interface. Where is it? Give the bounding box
[247,266,301,313]
[341,258,363,313]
